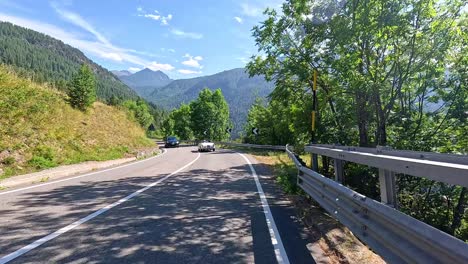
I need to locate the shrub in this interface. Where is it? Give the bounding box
[1,156,15,165]
[67,64,96,111]
[29,156,57,169]
[28,145,57,169]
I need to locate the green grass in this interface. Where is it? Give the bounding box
[0,65,154,179]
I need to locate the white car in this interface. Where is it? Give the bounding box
[198,140,215,152]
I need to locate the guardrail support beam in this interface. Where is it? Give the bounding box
[379,169,398,208]
[311,154,319,171]
[334,159,344,183]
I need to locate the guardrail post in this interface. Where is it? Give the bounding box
[334,159,344,183]
[311,154,319,171]
[297,168,303,185]
[379,169,398,208]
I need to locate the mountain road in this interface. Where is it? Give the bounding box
[0,146,318,263]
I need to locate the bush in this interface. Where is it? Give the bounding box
[28,156,57,169]
[28,146,57,169]
[1,156,15,165]
[67,64,96,111]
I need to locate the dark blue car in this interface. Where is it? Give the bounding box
[165,136,180,148]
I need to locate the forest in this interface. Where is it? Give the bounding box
[0,22,138,101]
[243,0,467,240]
[162,88,231,141]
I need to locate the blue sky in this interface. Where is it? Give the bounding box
[0,0,282,79]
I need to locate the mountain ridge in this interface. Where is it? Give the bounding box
[0,21,138,101]
[116,68,173,97]
[115,67,274,136]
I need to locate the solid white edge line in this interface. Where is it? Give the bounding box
[0,149,168,196]
[0,151,201,264]
[237,153,290,264]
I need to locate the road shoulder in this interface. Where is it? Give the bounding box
[246,152,385,264]
[0,148,162,191]
[244,153,331,263]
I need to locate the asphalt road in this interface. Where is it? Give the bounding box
[0,146,317,263]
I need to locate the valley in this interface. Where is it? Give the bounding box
[113,68,274,136]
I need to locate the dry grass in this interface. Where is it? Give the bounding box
[0,65,153,178]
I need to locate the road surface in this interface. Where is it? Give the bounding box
[0,146,317,263]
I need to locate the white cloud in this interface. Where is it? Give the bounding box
[171,29,203,39]
[160,48,176,53]
[237,57,249,64]
[147,61,175,71]
[128,67,141,73]
[53,4,111,46]
[102,53,123,61]
[143,14,161,20]
[240,3,263,17]
[182,54,203,68]
[234,16,243,23]
[137,8,172,26]
[161,14,172,25]
[0,12,171,70]
[178,69,202,74]
[240,1,283,18]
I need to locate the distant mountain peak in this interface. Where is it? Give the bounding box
[111,70,132,77]
[115,68,173,97]
[133,68,170,80]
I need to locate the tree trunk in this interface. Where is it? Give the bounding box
[356,90,369,147]
[322,156,330,174]
[450,187,468,235]
[373,88,387,146]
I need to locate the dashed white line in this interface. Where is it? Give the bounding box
[0,149,167,196]
[237,153,290,264]
[0,151,200,264]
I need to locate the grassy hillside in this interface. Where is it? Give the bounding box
[0,66,153,178]
[0,22,138,101]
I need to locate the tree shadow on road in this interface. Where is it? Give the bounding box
[1,157,318,263]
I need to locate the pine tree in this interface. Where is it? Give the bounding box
[67,64,96,111]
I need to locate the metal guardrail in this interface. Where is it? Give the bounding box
[223,142,468,263]
[216,142,286,150]
[311,144,468,165]
[297,166,468,263]
[305,145,468,188]
[293,145,468,263]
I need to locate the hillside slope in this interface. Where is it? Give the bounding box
[148,68,274,136]
[0,66,152,178]
[0,22,138,101]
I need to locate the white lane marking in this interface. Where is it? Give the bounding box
[0,151,201,264]
[238,153,290,264]
[0,149,168,196]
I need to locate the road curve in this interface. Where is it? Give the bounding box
[0,147,317,263]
